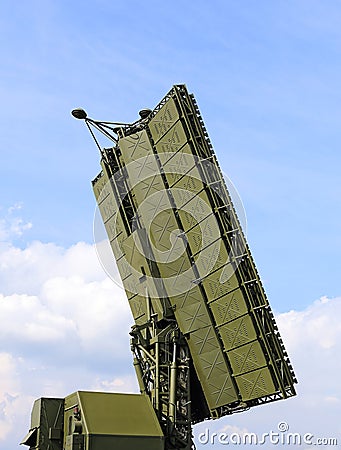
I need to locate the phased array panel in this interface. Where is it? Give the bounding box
[93,84,296,419]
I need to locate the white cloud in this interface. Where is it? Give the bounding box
[0,353,35,444]
[277,296,341,350]
[0,292,76,344]
[0,242,132,366]
[219,424,250,437]
[91,375,139,394]
[0,237,135,446]
[0,240,109,295]
[267,296,341,446]
[0,204,32,242]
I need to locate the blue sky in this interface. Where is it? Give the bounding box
[1,1,340,449]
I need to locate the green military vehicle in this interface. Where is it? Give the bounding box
[21,85,297,450]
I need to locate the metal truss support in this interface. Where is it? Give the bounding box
[130,317,194,450]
